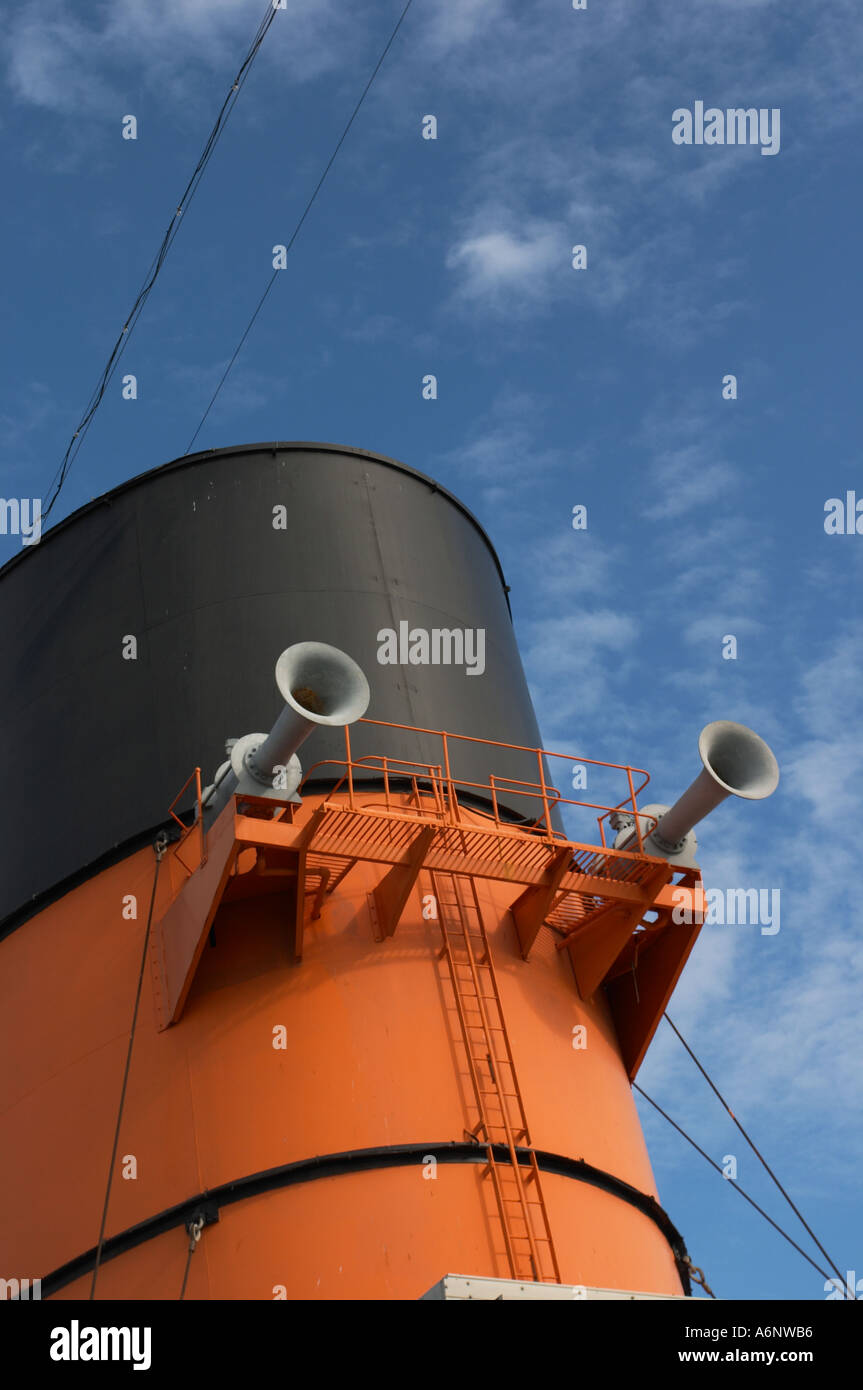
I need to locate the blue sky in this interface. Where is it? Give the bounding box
[2,0,862,1300]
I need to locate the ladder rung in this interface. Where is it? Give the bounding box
[454,987,500,1004]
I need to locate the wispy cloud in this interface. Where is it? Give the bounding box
[644,442,738,522]
[436,390,568,505]
[446,218,562,313]
[3,0,349,115]
[422,0,502,58]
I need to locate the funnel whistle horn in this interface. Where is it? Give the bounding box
[202,642,370,819]
[247,643,371,782]
[615,721,779,866]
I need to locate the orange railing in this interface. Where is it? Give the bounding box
[299,717,652,851]
[166,719,655,869]
[166,765,206,873]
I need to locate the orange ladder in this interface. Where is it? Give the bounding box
[430,869,561,1284]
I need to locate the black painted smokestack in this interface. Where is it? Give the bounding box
[0,442,553,929]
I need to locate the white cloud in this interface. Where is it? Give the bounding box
[446,219,563,311]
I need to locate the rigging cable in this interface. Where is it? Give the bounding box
[89,834,168,1299]
[43,0,280,522]
[633,1083,854,1297]
[183,0,416,456]
[663,1012,851,1294]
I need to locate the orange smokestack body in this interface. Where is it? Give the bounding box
[0,445,702,1300]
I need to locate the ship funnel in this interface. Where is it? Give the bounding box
[613,721,779,866]
[202,642,370,818]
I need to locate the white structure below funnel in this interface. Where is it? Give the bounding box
[612,721,780,868]
[201,641,370,819]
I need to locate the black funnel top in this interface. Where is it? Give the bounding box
[0,442,551,930]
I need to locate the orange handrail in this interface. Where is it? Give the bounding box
[299,718,650,842]
[166,765,206,872]
[166,718,652,853]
